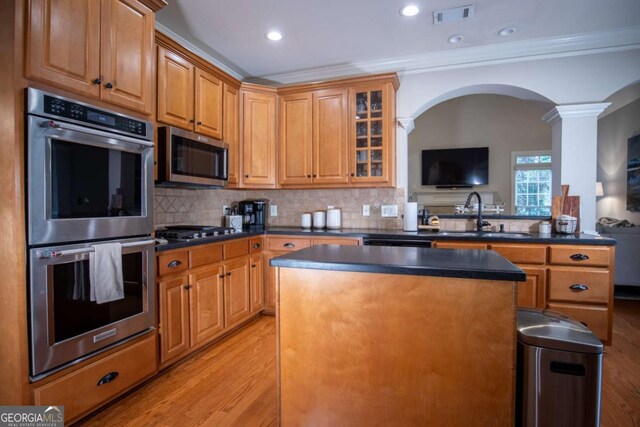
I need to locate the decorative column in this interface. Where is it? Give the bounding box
[542,103,610,234]
[397,118,415,199]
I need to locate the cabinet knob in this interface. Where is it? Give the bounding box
[196,121,202,125]
[226,272,232,276]
[219,274,225,279]
[307,175,311,178]
[104,82,113,89]
[184,284,192,290]
[189,119,195,123]
[350,173,355,177]
[253,243,261,249]
[92,78,102,85]
[251,264,256,268]
[569,284,589,291]
[313,174,317,178]
[97,371,119,386]
[245,174,249,178]
[570,253,589,261]
[167,260,182,268]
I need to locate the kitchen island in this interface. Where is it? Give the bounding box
[271,245,525,426]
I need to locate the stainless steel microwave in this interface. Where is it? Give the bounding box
[157,126,228,188]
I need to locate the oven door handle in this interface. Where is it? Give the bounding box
[40,119,154,148]
[37,239,155,259]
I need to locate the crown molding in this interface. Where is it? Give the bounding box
[155,23,246,81]
[542,103,611,124]
[397,118,415,134]
[247,26,640,86]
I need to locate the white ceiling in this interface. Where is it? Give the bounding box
[156,0,640,84]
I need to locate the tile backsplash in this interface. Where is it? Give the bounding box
[154,186,405,229]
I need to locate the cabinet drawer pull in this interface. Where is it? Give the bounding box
[253,243,261,249]
[97,371,119,386]
[167,260,182,268]
[569,284,589,291]
[283,242,295,248]
[570,253,590,261]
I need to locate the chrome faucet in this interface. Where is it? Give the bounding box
[464,191,490,231]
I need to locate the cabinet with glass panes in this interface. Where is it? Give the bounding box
[350,82,396,186]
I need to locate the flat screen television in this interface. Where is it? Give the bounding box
[421,147,488,188]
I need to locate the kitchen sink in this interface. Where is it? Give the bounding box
[436,231,533,238]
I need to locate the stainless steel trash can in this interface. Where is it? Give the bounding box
[516,308,604,427]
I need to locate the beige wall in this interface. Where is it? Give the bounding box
[597,97,640,225]
[408,95,552,213]
[155,187,405,229]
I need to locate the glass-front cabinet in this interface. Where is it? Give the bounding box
[350,83,395,185]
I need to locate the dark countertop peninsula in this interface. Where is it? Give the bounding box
[270,244,526,282]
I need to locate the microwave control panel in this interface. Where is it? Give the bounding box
[43,95,147,137]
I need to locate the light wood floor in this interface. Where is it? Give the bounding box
[79,300,640,426]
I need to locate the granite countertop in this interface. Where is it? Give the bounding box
[266,227,617,245]
[270,244,526,282]
[155,226,616,252]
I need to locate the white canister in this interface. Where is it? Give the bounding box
[301,213,312,229]
[312,210,326,229]
[326,208,341,229]
[539,221,551,235]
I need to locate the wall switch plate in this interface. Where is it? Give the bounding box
[270,204,278,217]
[362,205,370,216]
[381,204,398,217]
[223,205,229,215]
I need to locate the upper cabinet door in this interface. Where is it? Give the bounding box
[223,83,240,187]
[241,89,277,188]
[313,89,349,185]
[26,0,101,97]
[100,0,154,113]
[157,46,195,129]
[194,68,223,139]
[279,92,313,186]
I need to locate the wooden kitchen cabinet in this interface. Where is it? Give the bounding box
[263,235,362,313]
[157,237,264,367]
[349,83,396,186]
[241,85,278,188]
[224,83,240,186]
[159,274,190,363]
[224,257,252,328]
[278,89,349,187]
[250,253,265,313]
[432,239,615,343]
[26,0,157,114]
[156,46,223,139]
[188,265,225,346]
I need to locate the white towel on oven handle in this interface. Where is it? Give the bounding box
[89,242,124,304]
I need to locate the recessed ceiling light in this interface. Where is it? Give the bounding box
[400,5,420,17]
[498,27,517,36]
[266,31,283,41]
[448,35,464,44]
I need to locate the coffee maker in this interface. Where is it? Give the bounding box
[238,199,267,230]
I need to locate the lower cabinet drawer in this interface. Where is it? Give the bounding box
[158,251,189,276]
[548,268,610,304]
[34,334,157,423]
[546,302,609,343]
[268,237,311,252]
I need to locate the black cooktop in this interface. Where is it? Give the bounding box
[156,225,237,241]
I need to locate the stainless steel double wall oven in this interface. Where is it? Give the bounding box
[26,88,156,379]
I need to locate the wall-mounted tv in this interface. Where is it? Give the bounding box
[421,147,489,188]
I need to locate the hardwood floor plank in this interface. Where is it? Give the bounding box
[78,301,640,426]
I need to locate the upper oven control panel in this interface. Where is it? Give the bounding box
[26,87,153,141]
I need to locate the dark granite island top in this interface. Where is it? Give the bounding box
[270,244,526,282]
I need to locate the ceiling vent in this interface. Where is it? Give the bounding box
[433,5,475,24]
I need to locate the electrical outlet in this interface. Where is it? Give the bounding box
[223,205,229,215]
[381,204,398,217]
[270,204,278,217]
[362,205,370,216]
